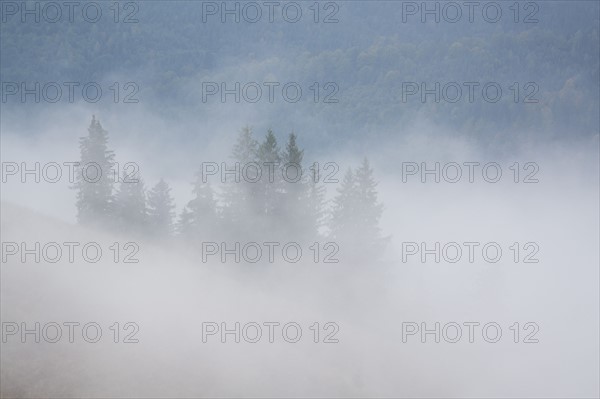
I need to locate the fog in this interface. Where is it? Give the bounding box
[1,1,599,398]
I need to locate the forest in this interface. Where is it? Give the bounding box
[2,2,598,144]
[74,116,386,262]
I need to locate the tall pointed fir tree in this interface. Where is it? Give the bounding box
[282,133,304,167]
[232,125,258,165]
[256,129,283,222]
[221,126,259,238]
[114,171,148,235]
[329,159,385,261]
[74,115,116,227]
[147,179,176,237]
[303,167,327,239]
[187,172,220,241]
[353,158,385,255]
[176,206,195,238]
[329,167,358,242]
[280,132,316,240]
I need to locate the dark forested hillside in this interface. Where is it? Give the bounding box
[2,1,598,141]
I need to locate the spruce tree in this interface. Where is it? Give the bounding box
[232,125,258,164]
[147,179,176,237]
[303,168,327,239]
[329,159,386,261]
[221,126,259,236]
[257,129,281,165]
[329,167,358,242]
[280,133,314,239]
[256,129,282,219]
[281,132,304,167]
[354,158,385,253]
[74,115,115,227]
[177,206,195,238]
[188,175,220,241]
[114,171,148,235]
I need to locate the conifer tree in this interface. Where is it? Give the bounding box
[256,129,282,218]
[74,115,115,227]
[303,168,327,238]
[147,179,176,237]
[188,174,219,240]
[329,167,358,241]
[232,125,258,164]
[177,206,194,238]
[114,171,147,234]
[329,159,386,260]
[280,132,320,239]
[354,158,385,253]
[281,132,304,168]
[221,126,259,235]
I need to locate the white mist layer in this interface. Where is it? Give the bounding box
[1,126,598,397]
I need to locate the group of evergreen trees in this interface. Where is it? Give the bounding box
[74,116,386,260]
[73,116,176,236]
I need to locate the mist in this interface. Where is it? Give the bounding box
[1,1,599,398]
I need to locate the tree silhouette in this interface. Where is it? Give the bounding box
[114,171,148,235]
[354,158,385,255]
[70,120,386,262]
[256,129,283,219]
[330,167,358,241]
[329,159,386,261]
[279,132,325,240]
[221,126,259,239]
[303,168,327,239]
[147,179,176,237]
[73,115,115,227]
[187,174,220,241]
[176,206,194,238]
